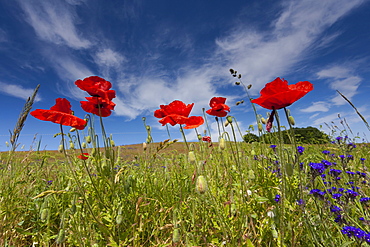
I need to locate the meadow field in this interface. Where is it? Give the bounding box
[1,75,370,246]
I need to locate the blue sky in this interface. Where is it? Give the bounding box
[1,0,370,150]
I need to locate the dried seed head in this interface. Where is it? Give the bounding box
[196,175,208,194]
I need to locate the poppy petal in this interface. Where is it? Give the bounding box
[183,116,204,129]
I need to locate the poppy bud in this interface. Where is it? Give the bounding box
[56,229,66,244]
[288,116,295,126]
[224,121,229,127]
[40,208,49,222]
[70,127,76,132]
[143,142,147,151]
[238,74,242,79]
[197,134,202,141]
[286,163,294,176]
[5,141,9,147]
[116,214,123,225]
[260,117,266,124]
[146,125,151,130]
[58,144,64,153]
[188,151,196,163]
[86,135,92,144]
[219,138,226,150]
[69,142,75,149]
[196,175,208,194]
[142,117,146,121]
[241,100,244,104]
[247,84,252,89]
[258,123,263,132]
[82,142,87,148]
[110,139,115,147]
[235,81,241,85]
[251,150,256,156]
[229,68,235,74]
[172,228,181,243]
[226,116,233,123]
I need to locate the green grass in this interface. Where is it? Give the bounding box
[1,136,370,246]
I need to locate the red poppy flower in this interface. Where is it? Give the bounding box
[75,76,116,100]
[154,100,204,129]
[77,153,89,160]
[202,136,211,143]
[183,116,204,129]
[80,97,116,117]
[30,98,87,130]
[206,97,230,117]
[251,77,313,110]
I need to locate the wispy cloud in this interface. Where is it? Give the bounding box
[18,0,91,49]
[215,0,365,94]
[317,65,362,105]
[301,101,330,113]
[0,82,41,101]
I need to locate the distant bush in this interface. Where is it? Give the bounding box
[243,126,331,144]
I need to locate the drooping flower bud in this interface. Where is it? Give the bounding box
[226,116,233,123]
[172,228,181,243]
[143,142,147,151]
[188,151,196,163]
[258,123,263,132]
[58,144,64,153]
[288,116,295,126]
[235,81,241,85]
[260,117,266,124]
[82,142,87,148]
[110,139,115,147]
[70,127,76,132]
[247,84,252,90]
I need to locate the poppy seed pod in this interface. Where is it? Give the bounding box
[172,228,181,243]
[219,138,226,150]
[288,116,295,126]
[196,175,208,194]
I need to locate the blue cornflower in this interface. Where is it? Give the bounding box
[332,193,343,200]
[346,171,355,176]
[274,194,281,202]
[347,155,354,160]
[360,158,366,165]
[360,217,365,221]
[296,199,305,205]
[321,160,332,168]
[270,145,277,152]
[309,162,326,174]
[329,169,342,177]
[336,137,343,143]
[297,146,304,154]
[330,205,342,213]
[345,189,359,199]
[360,197,370,203]
[341,226,367,240]
[339,155,346,160]
[322,150,330,155]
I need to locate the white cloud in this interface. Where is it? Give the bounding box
[18,0,91,49]
[301,101,330,113]
[0,82,41,101]
[95,48,126,68]
[215,0,365,95]
[316,65,362,105]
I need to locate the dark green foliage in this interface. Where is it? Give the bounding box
[244,126,331,144]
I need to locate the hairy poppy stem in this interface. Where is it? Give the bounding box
[179,125,189,150]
